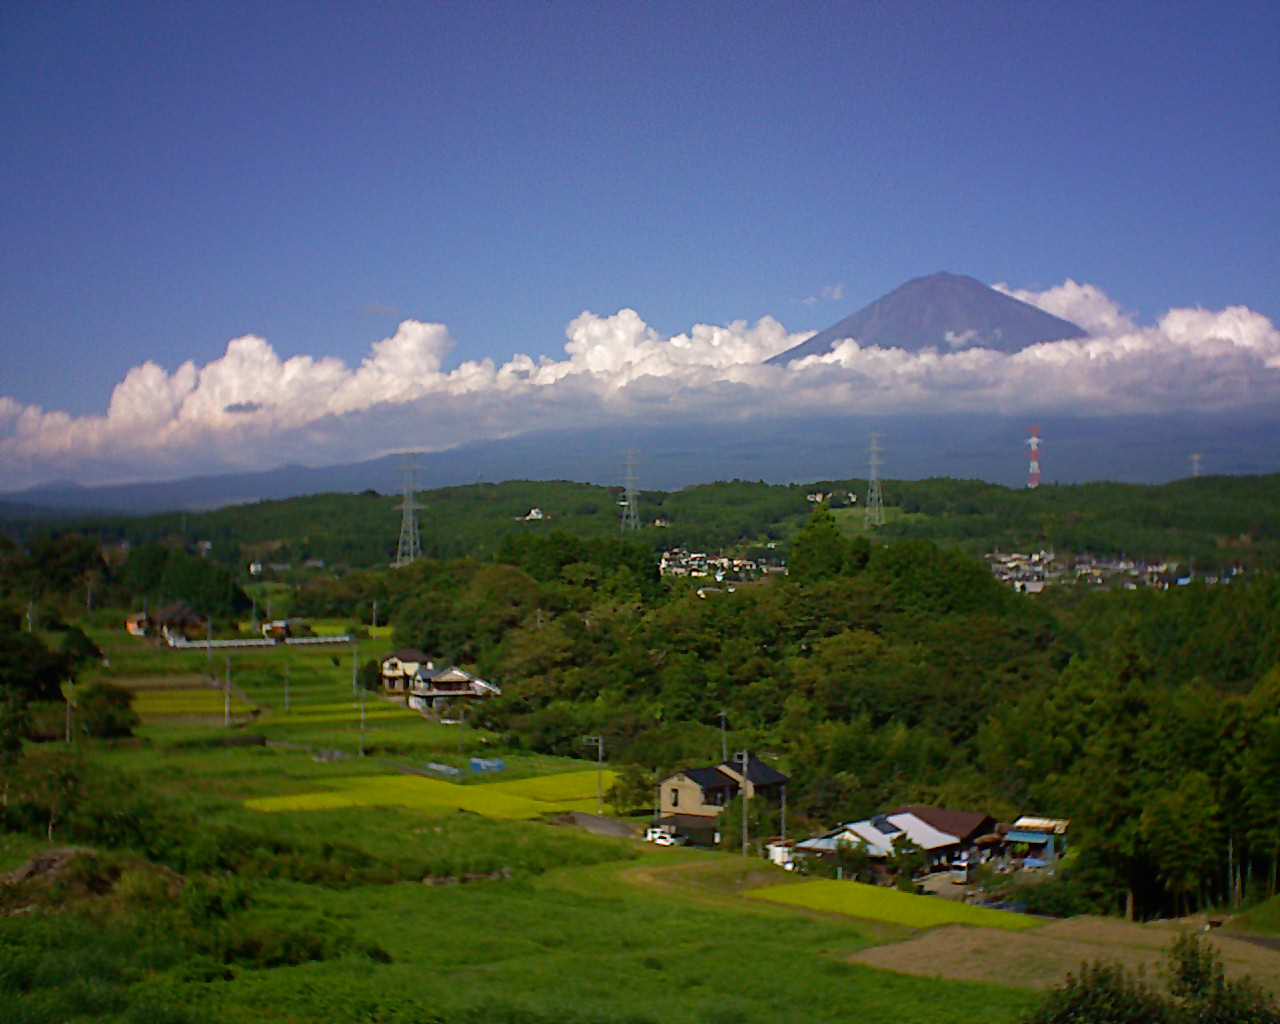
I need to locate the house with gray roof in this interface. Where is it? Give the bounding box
[656,753,788,846]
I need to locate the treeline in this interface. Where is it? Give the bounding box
[8,473,1280,575]
[0,534,249,624]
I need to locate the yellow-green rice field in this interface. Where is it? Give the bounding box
[244,771,617,821]
[749,880,1044,932]
[132,689,256,718]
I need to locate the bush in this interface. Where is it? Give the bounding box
[77,683,139,739]
[1021,932,1280,1023]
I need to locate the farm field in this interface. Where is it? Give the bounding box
[132,688,256,720]
[849,916,1280,994]
[244,770,616,820]
[749,879,1044,932]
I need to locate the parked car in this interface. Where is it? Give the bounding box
[644,827,686,846]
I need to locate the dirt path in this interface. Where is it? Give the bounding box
[849,916,1280,993]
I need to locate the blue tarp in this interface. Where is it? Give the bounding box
[469,757,506,774]
[1006,830,1052,844]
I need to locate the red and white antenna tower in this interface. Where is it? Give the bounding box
[1026,427,1042,489]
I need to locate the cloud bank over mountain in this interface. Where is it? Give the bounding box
[3,281,1279,489]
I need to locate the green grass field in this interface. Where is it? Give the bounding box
[1229,894,1280,936]
[750,879,1045,932]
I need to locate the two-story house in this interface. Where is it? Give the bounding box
[379,649,433,698]
[656,753,788,845]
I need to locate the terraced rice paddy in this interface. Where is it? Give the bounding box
[750,879,1044,932]
[482,768,618,811]
[132,689,256,718]
[245,768,621,820]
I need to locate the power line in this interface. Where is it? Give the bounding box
[1027,426,1042,489]
[394,453,423,567]
[619,450,640,534]
[865,433,885,528]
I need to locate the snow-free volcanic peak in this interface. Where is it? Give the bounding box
[769,271,1088,363]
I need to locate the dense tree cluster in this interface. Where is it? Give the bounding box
[372,516,1280,920]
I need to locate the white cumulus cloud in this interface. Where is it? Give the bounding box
[2,281,1279,488]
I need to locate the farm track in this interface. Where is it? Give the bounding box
[848,915,1280,993]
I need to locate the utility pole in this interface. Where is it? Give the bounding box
[582,735,604,814]
[64,681,75,744]
[738,749,750,857]
[359,683,367,758]
[371,600,378,630]
[780,784,787,842]
[719,711,728,763]
[224,657,231,727]
[352,642,359,698]
[206,616,213,675]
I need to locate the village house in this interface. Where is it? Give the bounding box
[1003,815,1070,866]
[656,753,788,846]
[379,648,433,697]
[794,805,996,872]
[407,665,501,716]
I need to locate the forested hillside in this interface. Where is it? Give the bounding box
[4,473,1280,574]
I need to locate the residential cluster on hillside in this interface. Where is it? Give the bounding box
[987,549,1244,593]
[652,753,1068,893]
[786,810,1069,879]
[658,548,778,581]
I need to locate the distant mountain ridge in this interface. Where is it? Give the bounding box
[769,271,1087,364]
[4,412,1280,517]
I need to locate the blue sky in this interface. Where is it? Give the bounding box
[1,1,1278,486]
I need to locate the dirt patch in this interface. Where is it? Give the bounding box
[0,848,185,917]
[849,916,1280,994]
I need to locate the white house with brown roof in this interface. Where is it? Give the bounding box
[380,649,433,697]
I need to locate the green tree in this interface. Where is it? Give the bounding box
[0,627,71,702]
[1139,772,1220,914]
[788,506,849,584]
[606,763,657,815]
[77,682,140,739]
[835,837,876,883]
[889,834,926,891]
[0,686,30,808]
[59,625,103,668]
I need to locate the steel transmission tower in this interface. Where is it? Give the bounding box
[394,454,423,567]
[1190,452,1203,478]
[865,433,885,528]
[619,450,640,533]
[1026,427,1042,489]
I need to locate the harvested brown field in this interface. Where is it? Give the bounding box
[849,916,1280,994]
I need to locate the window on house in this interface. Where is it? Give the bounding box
[670,788,679,808]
